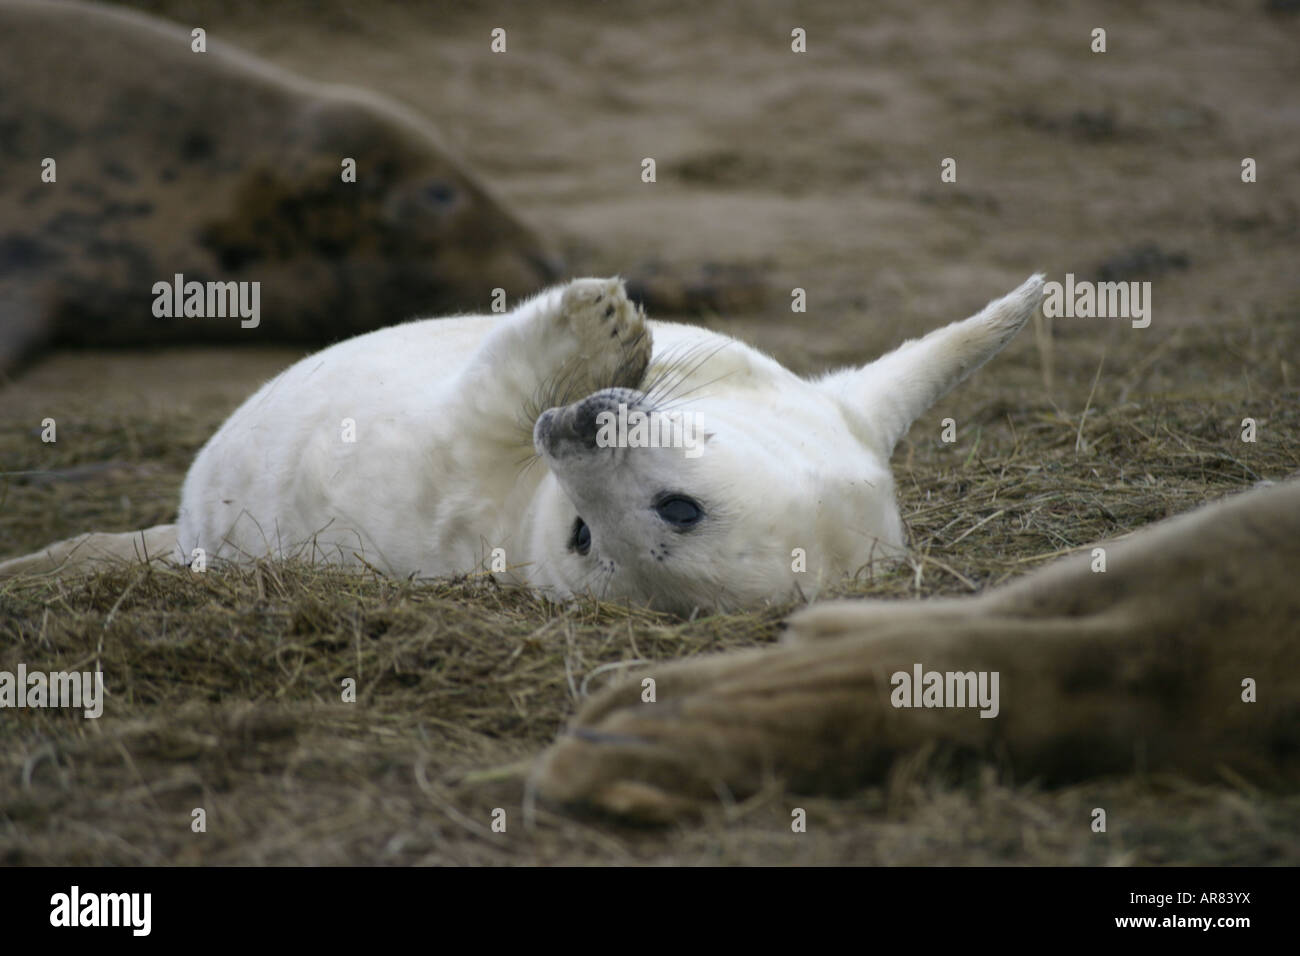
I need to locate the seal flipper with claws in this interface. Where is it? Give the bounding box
[531,481,1300,823]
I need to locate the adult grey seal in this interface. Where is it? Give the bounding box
[0,0,560,371]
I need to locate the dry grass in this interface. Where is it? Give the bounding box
[2,315,1298,865]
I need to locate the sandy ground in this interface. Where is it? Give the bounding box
[1,0,1298,865]
[207,0,1300,355]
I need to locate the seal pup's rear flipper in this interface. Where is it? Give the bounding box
[819,274,1044,453]
[0,524,179,580]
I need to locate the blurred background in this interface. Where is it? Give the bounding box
[11,0,1300,367]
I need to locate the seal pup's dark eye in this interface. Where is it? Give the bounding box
[569,517,591,555]
[654,495,703,528]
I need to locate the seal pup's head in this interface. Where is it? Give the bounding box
[530,275,1045,614]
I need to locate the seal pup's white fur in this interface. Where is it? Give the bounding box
[3,275,1044,613]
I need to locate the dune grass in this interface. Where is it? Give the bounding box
[2,313,1297,864]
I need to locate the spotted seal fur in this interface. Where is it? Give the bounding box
[0,0,559,371]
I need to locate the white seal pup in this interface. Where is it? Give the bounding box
[3,275,1044,613]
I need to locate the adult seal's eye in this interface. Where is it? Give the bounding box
[422,180,458,208]
[569,517,591,555]
[654,495,703,528]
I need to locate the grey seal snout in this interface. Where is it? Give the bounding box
[534,388,643,457]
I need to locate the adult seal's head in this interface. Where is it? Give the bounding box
[0,0,562,370]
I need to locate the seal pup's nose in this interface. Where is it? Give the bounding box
[534,389,640,457]
[535,394,610,453]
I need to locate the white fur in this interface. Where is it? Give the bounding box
[173,275,1044,613]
